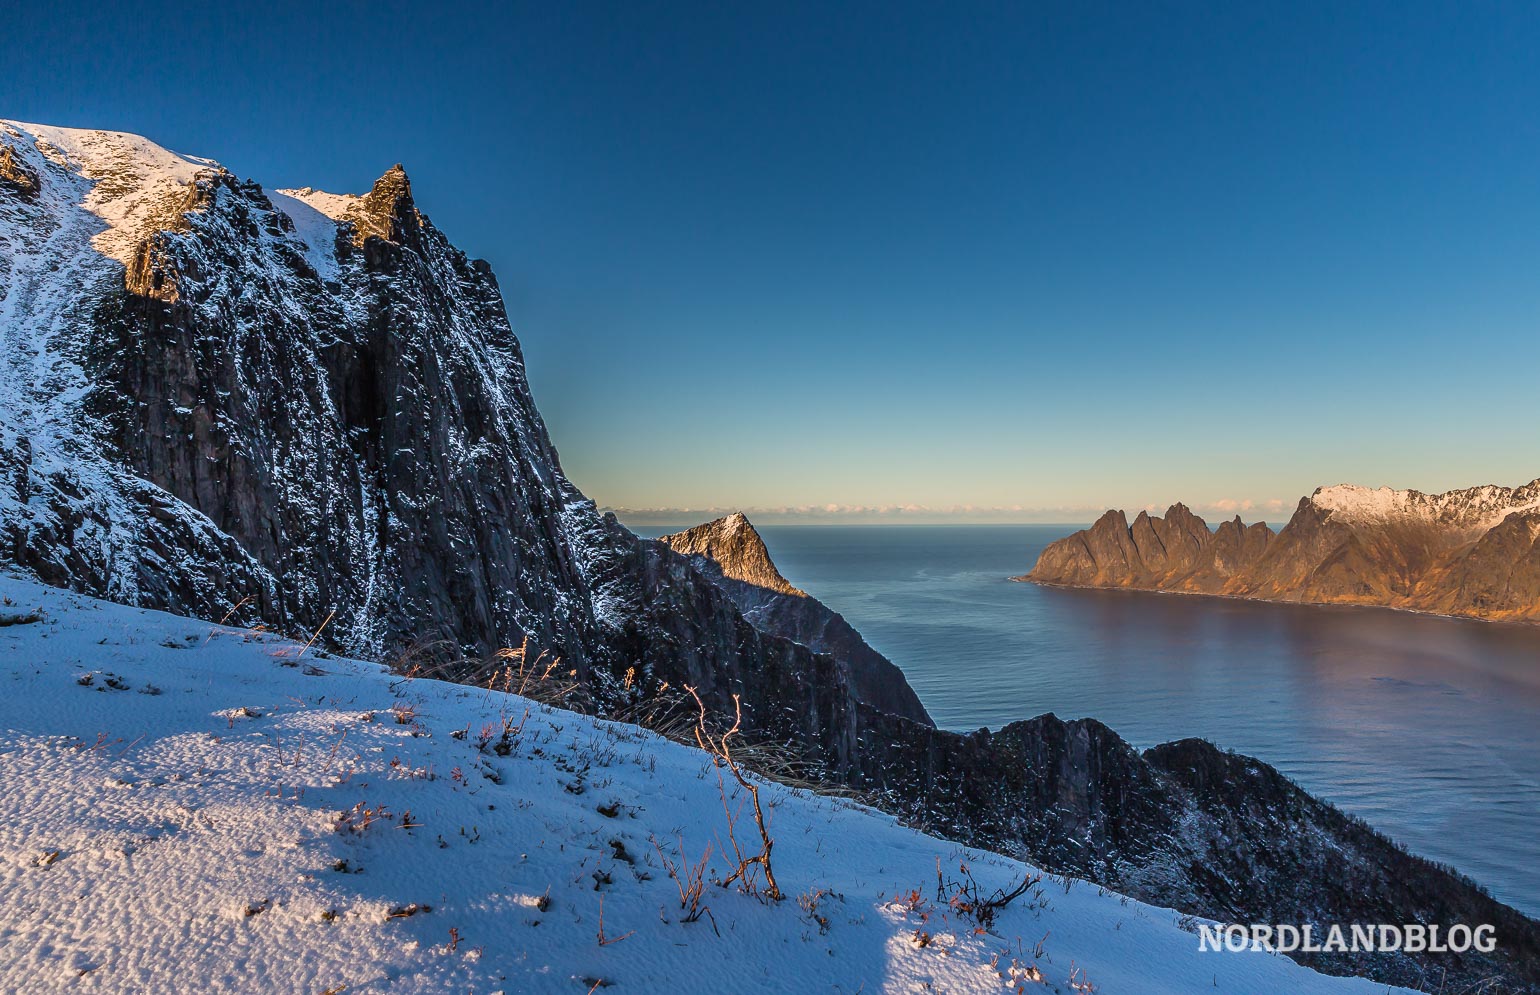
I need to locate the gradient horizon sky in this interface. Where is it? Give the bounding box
[12,2,1540,523]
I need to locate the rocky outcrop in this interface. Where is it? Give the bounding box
[845,707,1540,993]
[1026,504,1275,590]
[659,512,804,596]
[0,143,39,200]
[660,513,933,725]
[1023,482,1540,623]
[4,122,1537,992]
[1143,738,1540,990]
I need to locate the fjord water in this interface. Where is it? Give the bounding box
[638,523,1540,917]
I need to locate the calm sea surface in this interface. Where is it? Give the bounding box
[637,523,1540,917]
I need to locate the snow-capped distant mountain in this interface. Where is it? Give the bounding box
[1024,478,1540,623]
[1311,480,1540,534]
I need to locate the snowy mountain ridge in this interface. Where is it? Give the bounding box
[0,120,270,618]
[1310,479,1540,534]
[2,121,213,265]
[0,117,602,658]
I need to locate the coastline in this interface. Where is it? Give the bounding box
[1011,575,1540,629]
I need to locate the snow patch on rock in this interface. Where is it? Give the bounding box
[266,190,344,282]
[5,121,211,265]
[1310,479,1540,534]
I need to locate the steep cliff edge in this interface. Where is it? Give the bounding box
[0,117,870,793]
[659,513,933,725]
[1022,481,1540,623]
[2,122,587,659]
[3,122,1537,992]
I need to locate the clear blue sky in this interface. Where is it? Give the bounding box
[12,2,1540,522]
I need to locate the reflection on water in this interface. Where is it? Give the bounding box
[637,523,1540,917]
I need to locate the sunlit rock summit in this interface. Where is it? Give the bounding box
[660,512,932,725]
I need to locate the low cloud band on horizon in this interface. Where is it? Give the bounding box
[605,498,1295,527]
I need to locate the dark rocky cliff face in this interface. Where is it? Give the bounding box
[4,123,1538,993]
[88,166,604,662]
[1024,487,1540,623]
[659,513,933,726]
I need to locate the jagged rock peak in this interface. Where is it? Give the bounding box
[355,163,415,242]
[374,163,412,198]
[274,163,422,249]
[1164,501,1199,521]
[657,512,935,727]
[658,513,805,597]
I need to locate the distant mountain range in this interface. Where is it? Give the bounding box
[1021,479,1540,622]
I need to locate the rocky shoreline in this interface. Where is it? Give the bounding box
[1022,486,1540,625]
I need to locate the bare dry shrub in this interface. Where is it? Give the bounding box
[686,686,782,902]
[652,835,718,932]
[798,886,833,934]
[935,858,1043,933]
[611,684,863,802]
[382,637,585,710]
[595,894,634,946]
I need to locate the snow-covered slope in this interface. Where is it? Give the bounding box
[2,123,212,265]
[0,576,1408,994]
